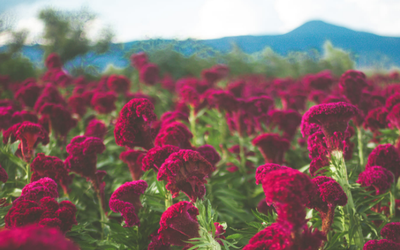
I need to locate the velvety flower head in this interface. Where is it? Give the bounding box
[309,90,328,104]
[0,225,80,250]
[3,122,49,162]
[302,102,358,152]
[114,98,157,150]
[160,111,189,125]
[65,136,105,179]
[252,133,290,164]
[0,164,8,183]
[15,177,58,204]
[262,168,313,205]
[322,94,351,104]
[109,180,148,227]
[107,75,130,93]
[381,222,400,243]
[227,80,246,98]
[155,122,193,149]
[34,84,65,112]
[158,201,200,247]
[298,226,326,250]
[0,106,15,131]
[309,156,330,176]
[160,74,175,92]
[269,109,302,140]
[279,89,308,112]
[303,70,334,92]
[214,222,226,245]
[11,111,38,125]
[84,119,107,140]
[126,92,156,105]
[255,163,287,185]
[120,150,146,180]
[131,52,148,69]
[14,82,42,108]
[363,107,389,133]
[243,223,291,250]
[357,166,394,195]
[68,94,87,117]
[206,90,238,113]
[90,91,117,114]
[196,145,220,166]
[179,85,200,106]
[39,103,77,139]
[339,70,367,105]
[157,150,215,202]
[387,103,400,130]
[148,231,171,250]
[31,153,74,195]
[140,63,159,85]
[307,131,328,159]
[142,145,180,172]
[53,69,73,87]
[45,53,62,69]
[366,144,400,178]
[275,202,307,229]
[201,65,228,86]
[363,239,400,250]
[257,199,275,216]
[386,93,400,111]
[308,176,347,213]
[244,95,274,117]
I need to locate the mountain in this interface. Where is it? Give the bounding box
[11,20,400,70]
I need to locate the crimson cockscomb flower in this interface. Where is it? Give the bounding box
[142,145,180,172]
[196,145,220,166]
[275,202,307,229]
[126,92,155,104]
[339,70,367,105]
[31,153,73,195]
[269,109,302,140]
[244,95,274,129]
[157,150,215,202]
[386,93,400,111]
[90,91,117,114]
[366,144,400,178]
[179,85,200,107]
[363,107,389,134]
[381,222,400,243]
[130,52,148,69]
[3,122,49,162]
[120,150,146,180]
[201,66,227,86]
[107,75,130,93]
[307,131,327,159]
[155,122,193,149]
[257,199,275,216]
[109,180,148,227]
[158,201,200,247]
[243,223,291,250]
[84,119,107,140]
[114,98,157,150]
[33,84,65,112]
[302,102,358,152]
[140,63,159,85]
[309,156,330,176]
[213,222,226,245]
[255,163,287,185]
[279,90,308,112]
[161,74,175,92]
[14,82,41,108]
[309,90,328,104]
[387,103,400,130]
[252,133,290,164]
[39,103,77,139]
[45,53,62,69]
[363,239,400,250]
[357,166,394,195]
[0,106,14,131]
[15,177,58,203]
[68,94,87,117]
[206,90,238,113]
[148,231,171,250]
[11,111,38,125]
[0,225,80,250]
[303,71,334,92]
[160,111,189,125]
[0,164,8,183]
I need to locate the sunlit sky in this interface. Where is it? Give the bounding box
[1,0,400,44]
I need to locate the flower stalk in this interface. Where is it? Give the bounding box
[189,106,198,146]
[165,191,173,209]
[357,127,364,170]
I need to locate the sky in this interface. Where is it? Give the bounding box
[1,0,400,44]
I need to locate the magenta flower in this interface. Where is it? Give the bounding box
[120,150,146,180]
[279,90,308,112]
[148,231,171,250]
[269,109,302,140]
[363,107,389,134]
[303,71,334,92]
[0,225,80,250]
[386,93,400,111]
[243,223,291,250]
[308,176,347,213]
[14,82,42,108]
[33,84,66,112]
[252,133,290,164]
[196,145,220,166]
[90,91,117,114]
[114,98,157,150]
[381,222,400,243]
[157,150,215,202]
[11,111,38,126]
[366,144,400,178]
[68,94,87,117]
[15,177,58,203]
[31,153,74,195]
[363,239,400,250]
[139,63,159,85]
[84,119,107,140]
[158,201,200,247]
[130,52,148,69]
[141,145,180,172]
[160,111,189,125]
[257,199,275,216]
[0,164,8,183]
[309,156,330,176]
[39,103,77,139]
[179,85,200,107]
[154,122,193,149]
[339,70,367,105]
[45,53,62,69]
[109,180,148,227]
[107,75,130,93]
[357,166,394,195]
[206,90,238,113]
[309,90,328,104]
[275,202,307,229]
[255,163,287,185]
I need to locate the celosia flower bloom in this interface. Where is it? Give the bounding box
[381,222,400,243]
[160,111,189,125]
[301,102,358,152]
[33,84,65,112]
[339,70,367,105]
[309,156,330,176]
[363,107,389,134]
[386,93,400,111]
[39,103,77,139]
[255,163,287,185]
[2,122,49,162]
[214,222,226,245]
[252,133,290,164]
[130,52,148,69]
[109,180,148,227]
[158,201,200,247]
[279,90,308,112]
[357,166,394,195]
[107,75,130,93]
[363,239,400,250]
[90,91,117,114]
[5,197,77,233]
[0,164,8,183]
[196,145,220,166]
[14,82,42,108]
[179,85,200,107]
[303,71,334,92]
[257,199,275,216]
[15,177,58,203]
[84,119,107,140]
[11,111,38,125]
[114,98,157,150]
[0,106,15,131]
[366,144,400,178]
[309,90,328,104]
[155,122,193,149]
[68,95,87,117]
[157,150,215,202]
[120,150,146,180]
[45,53,63,69]
[139,63,159,85]
[148,231,171,250]
[0,225,80,250]
[269,109,302,140]
[206,90,238,113]
[275,202,307,229]
[142,145,180,172]
[243,223,291,250]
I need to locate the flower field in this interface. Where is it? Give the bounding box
[1,51,400,250]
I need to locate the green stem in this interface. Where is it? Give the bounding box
[357,127,364,170]
[97,191,107,239]
[238,135,246,174]
[189,106,197,147]
[165,191,173,209]
[390,187,396,220]
[26,163,31,184]
[331,150,364,249]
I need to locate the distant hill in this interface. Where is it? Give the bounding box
[11,20,400,70]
